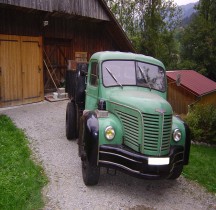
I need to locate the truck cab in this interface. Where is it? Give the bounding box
[66,51,191,186]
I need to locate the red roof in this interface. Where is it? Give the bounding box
[167,70,216,96]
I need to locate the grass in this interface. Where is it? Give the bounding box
[183,144,216,193]
[0,115,48,210]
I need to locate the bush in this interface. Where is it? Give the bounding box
[184,104,216,144]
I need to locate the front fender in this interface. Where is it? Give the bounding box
[183,121,191,165]
[78,111,99,166]
[173,116,191,165]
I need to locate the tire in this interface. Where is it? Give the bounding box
[168,165,183,180]
[66,101,77,140]
[82,158,100,186]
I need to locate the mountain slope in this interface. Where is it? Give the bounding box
[181,2,198,18]
[180,2,198,26]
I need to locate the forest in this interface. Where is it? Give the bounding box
[105,0,216,82]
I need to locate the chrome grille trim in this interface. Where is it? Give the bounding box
[142,112,172,155]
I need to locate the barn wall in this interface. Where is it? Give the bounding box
[168,78,216,114]
[43,17,118,90]
[44,17,117,53]
[0,0,110,21]
[167,78,197,114]
[0,6,125,93]
[199,92,216,106]
[0,7,43,36]
[0,7,118,51]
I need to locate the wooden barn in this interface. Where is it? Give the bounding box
[167,70,216,114]
[0,0,134,108]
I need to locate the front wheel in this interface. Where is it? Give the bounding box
[82,158,100,186]
[168,165,183,180]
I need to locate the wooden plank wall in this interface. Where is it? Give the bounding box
[0,5,129,92]
[198,92,216,107]
[44,18,117,52]
[0,7,43,36]
[168,78,216,114]
[0,7,119,51]
[0,6,127,52]
[0,0,110,21]
[167,78,197,114]
[43,18,118,90]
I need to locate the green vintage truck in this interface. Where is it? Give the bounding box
[65,51,190,186]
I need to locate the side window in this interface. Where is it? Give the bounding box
[90,62,98,86]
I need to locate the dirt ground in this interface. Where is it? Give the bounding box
[1,100,216,210]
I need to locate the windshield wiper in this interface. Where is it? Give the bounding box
[138,66,152,91]
[138,66,146,82]
[105,67,123,89]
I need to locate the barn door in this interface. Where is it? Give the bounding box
[21,36,43,104]
[0,34,43,107]
[0,35,22,107]
[44,38,73,91]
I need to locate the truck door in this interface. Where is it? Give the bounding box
[85,61,99,110]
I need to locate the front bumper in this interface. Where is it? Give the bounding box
[98,144,184,180]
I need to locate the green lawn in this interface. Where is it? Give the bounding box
[0,115,48,210]
[183,144,216,193]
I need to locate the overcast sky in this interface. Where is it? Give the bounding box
[174,0,198,6]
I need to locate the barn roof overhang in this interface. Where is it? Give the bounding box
[167,76,201,97]
[167,70,216,97]
[0,0,135,52]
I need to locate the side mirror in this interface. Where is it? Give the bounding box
[176,74,181,86]
[80,70,87,76]
[78,63,88,76]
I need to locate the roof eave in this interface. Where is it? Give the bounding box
[167,76,216,97]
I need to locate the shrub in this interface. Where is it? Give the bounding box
[184,104,216,144]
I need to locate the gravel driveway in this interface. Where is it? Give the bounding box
[1,100,216,210]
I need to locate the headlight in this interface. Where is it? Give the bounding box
[105,126,115,140]
[173,128,182,142]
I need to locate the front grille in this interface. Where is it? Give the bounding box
[115,108,172,156]
[142,113,172,156]
[115,110,140,151]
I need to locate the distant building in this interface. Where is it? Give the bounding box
[167,70,216,114]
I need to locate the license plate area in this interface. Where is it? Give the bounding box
[148,157,170,165]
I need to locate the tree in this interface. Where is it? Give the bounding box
[180,0,216,81]
[105,0,181,69]
[105,0,139,37]
[140,0,181,68]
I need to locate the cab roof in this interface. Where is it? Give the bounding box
[90,51,165,69]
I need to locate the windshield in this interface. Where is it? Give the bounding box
[102,60,166,92]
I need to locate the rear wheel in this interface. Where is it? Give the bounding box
[168,165,183,180]
[66,101,77,140]
[82,157,100,186]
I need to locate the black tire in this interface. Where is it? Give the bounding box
[168,165,183,180]
[66,101,77,140]
[82,158,100,186]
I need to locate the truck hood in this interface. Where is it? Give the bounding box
[108,90,173,115]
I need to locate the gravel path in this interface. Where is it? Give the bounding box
[1,100,216,210]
